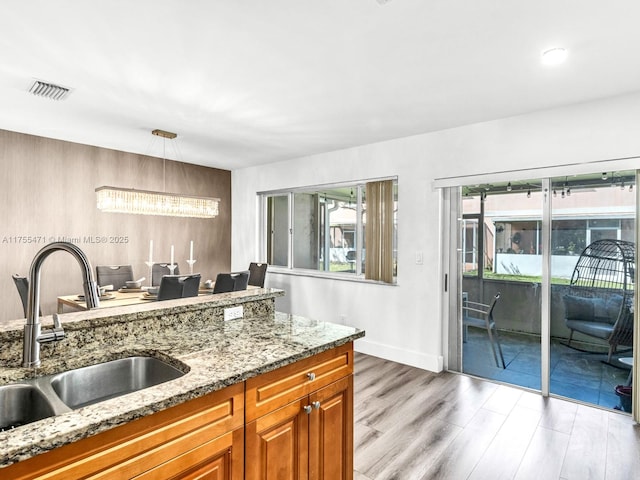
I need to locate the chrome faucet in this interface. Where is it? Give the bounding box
[22,242,100,368]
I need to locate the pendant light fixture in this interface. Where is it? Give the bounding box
[96,129,220,218]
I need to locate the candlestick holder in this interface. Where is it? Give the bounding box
[168,263,177,275]
[144,261,153,286]
[186,259,196,275]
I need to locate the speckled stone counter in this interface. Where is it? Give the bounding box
[0,288,364,468]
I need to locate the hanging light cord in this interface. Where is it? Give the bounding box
[162,137,167,193]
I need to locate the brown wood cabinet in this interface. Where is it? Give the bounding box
[245,342,354,480]
[2,342,354,480]
[3,383,245,480]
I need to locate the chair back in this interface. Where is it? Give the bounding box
[152,263,180,286]
[157,274,201,301]
[182,274,201,298]
[213,271,250,294]
[96,265,134,290]
[12,274,30,317]
[487,292,501,320]
[233,270,250,291]
[248,262,268,287]
[213,273,235,294]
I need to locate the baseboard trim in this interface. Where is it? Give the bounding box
[354,338,443,373]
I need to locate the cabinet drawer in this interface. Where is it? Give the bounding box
[246,342,353,422]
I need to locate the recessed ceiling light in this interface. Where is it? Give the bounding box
[541,47,568,66]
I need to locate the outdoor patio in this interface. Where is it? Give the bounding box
[463,326,632,411]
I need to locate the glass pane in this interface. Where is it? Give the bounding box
[266,195,289,267]
[550,171,635,411]
[292,187,360,272]
[462,218,479,275]
[461,182,542,391]
[293,193,321,269]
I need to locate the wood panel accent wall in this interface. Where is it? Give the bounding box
[0,129,231,322]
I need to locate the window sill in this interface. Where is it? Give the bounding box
[267,267,397,286]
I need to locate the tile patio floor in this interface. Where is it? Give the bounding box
[463,327,633,411]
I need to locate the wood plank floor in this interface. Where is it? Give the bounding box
[353,352,640,480]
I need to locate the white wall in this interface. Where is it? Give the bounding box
[232,91,640,373]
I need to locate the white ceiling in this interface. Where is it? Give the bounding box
[1,0,640,170]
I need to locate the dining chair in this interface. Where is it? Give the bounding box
[12,274,33,317]
[233,270,250,291]
[462,292,505,369]
[96,265,134,290]
[213,271,250,294]
[181,274,201,298]
[248,262,268,287]
[157,274,201,301]
[152,263,180,286]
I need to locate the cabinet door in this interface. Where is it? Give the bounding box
[308,375,353,480]
[133,428,244,480]
[246,397,309,480]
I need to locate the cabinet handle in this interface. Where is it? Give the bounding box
[303,405,313,414]
[307,372,316,381]
[312,401,321,410]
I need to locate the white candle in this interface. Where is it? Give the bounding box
[148,240,153,264]
[170,245,174,266]
[189,241,194,262]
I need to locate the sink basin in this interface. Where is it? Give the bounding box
[0,384,56,432]
[50,356,186,409]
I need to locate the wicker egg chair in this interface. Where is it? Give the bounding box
[562,239,635,362]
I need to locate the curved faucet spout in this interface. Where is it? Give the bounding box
[23,242,100,368]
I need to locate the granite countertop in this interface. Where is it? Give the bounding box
[0,306,364,467]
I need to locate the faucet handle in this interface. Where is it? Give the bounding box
[52,313,62,330]
[37,314,65,344]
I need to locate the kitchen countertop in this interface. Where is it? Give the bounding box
[0,295,364,468]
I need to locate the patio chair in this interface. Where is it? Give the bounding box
[463,292,505,368]
[562,239,635,362]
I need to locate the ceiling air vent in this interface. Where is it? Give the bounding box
[28,79,71,101]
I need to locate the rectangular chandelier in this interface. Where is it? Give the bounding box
[96,186,219,218]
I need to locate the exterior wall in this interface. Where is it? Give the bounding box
[0,130,231,322]
[495,253,580,278]
[232,91,640,372]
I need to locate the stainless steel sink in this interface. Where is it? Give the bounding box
[0,384,57,432]
[49,356,186,409]
[0,356,187,431]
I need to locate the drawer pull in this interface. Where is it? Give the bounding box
[307,372,316,381]
[312,401,321,410]
[303,405,313,415]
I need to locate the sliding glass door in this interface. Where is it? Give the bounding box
[549,171,635,410]
[452,170,636,412]
[460,182,543,391]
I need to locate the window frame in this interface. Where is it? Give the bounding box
[258,177,397,284]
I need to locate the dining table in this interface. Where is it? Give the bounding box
[57,290,157,313]
[57,288,215,313]
[56,285,259,313]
